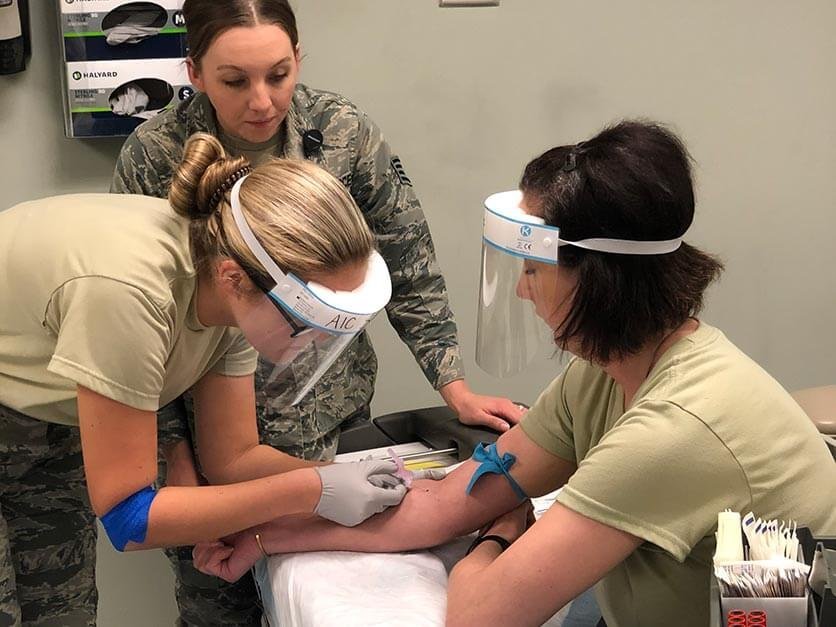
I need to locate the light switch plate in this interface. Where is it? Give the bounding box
[439,0,499,7]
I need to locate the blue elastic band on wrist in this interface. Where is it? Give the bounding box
[465,442,528,501]
[100,485,156,552]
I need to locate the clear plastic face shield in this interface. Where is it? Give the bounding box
[476,190,684,378]
[230,177,392,404]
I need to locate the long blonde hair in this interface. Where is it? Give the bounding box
[169,132,374,287]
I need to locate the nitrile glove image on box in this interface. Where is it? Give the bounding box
[102,2,167,45]
[108,77,173,119]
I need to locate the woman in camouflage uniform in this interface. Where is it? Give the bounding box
[111,1,524,624]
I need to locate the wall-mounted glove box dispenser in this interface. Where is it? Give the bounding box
[63,57,192,137]
[59,0,186,61]
[57,0,189,138]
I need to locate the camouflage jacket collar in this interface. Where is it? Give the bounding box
[175,92,216,136]
[176,88,317,161]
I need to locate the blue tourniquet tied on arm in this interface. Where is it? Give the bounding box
[100,485,157,551]
[465,442,528,501]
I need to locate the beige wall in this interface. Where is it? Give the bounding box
[1,1,834,624]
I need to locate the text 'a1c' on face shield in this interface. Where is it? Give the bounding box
[476,190,558,378]
[229,177,392,405]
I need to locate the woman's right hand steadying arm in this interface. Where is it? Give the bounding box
[76,386,406,550]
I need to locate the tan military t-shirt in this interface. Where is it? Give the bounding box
[0,194,257,425]
[218,128,283,167]
[521,322,836,627]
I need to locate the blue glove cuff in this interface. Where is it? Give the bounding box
[100,485,156,551]
[465,442,528,501]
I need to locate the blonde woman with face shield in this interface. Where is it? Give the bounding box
[0,133,412,626]
[111,1,522,622]
[194,121,836,627]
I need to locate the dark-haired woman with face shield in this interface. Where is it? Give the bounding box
[193,120,836,627]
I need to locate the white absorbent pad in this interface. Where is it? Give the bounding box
[257,549,451,626]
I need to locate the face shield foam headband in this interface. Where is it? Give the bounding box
[475,190,686,378]
[229,176,392,404]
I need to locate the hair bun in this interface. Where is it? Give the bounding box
[169,132,250,218]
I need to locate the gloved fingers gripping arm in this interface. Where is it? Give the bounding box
[411,468,447,481]
[365,453,446,487]
[368,473,405,489]
[314,459,407,527]
[362,454,405,489]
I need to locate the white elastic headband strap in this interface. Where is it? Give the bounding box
[229,176,291,287]
[483,190,686,259]
[560,236,684,255]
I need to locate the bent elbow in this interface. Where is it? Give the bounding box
[199,447,256,485]
[201,462,240,486]
[200,468,225,486]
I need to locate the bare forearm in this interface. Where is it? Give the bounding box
[448,551,501,616]
[207,443,325,484]
[446,544,507,625]
[134,468,320,549]
[255,462,521,554]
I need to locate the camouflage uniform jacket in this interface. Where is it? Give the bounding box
[111,84,465,456]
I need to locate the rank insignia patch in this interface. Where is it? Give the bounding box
[390,157,413,186]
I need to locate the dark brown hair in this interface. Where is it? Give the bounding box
[520,120,724,363]
[182,0,299,67]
